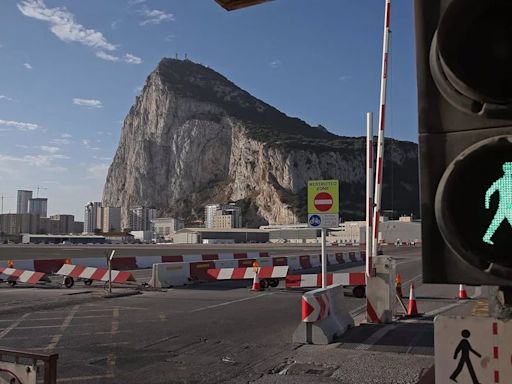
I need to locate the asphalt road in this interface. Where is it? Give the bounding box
[0,245,480,384]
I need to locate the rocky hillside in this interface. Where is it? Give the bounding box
[102,58,419,227]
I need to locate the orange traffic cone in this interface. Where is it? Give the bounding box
[251,272,263,292]
[407,283,419,316]
[458,284,469,300]
[395,274,403,298]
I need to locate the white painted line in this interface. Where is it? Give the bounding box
[395,258,422,266]
[355,324,400,350]
[0,313,30,339]
[46,305,80,351]
[18,315,109,322]
[189,293,275,313]
[57,374,115,382]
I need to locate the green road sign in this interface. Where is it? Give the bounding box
[308,180,339,214]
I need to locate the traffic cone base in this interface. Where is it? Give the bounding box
[407,283,420,317]
[458,284,469,300]
[251,273,263,292]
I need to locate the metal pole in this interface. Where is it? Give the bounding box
[366,112,374,278]
[372,0,391,261]
[321,228,327,288]
[108,250,116,294]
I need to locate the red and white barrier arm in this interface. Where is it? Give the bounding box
[0,267,46,284]
[56,264,136,284]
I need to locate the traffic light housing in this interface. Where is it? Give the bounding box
[415,0,512,285]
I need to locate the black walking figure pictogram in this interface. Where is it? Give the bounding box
[450,330,482,383]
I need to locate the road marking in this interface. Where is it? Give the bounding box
[46,305,80,351]
[159,313,167,322]
[395,258,422,266]
[111,307,119,335]
[57,374,115,382]
[355,324,400,350]
[107,306,120,373]
[403,273,423,287]
[189,293,275,313]
[0,313,30,339]
[14,315,109,322]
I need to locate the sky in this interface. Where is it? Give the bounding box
[0,0,418,220]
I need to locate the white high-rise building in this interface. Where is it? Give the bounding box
[16,190,32,214]
[84,202,102,233]
[205,203,242,229]
[205,204,221,229]
[28,198,48,218]
[129,207,157,231]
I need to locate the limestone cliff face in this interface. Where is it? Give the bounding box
[102,59,419,227]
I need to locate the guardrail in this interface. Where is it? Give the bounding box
[0,348,58,384]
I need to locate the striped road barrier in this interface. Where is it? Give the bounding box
[293,284,354,344]
[285,272,366,288]
[0,267,47,286]
[206,266,289,280]
[55,264,136,288]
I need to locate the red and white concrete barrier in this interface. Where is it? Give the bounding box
[285,272,366,288]
[0,267,46,285]
[301,294,330,322]
[293,284,354,344]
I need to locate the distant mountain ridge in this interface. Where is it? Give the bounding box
[102,58,419,227]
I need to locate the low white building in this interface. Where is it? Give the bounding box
[326,218,421,245]
[152,217,184,240]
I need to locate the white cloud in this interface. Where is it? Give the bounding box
[82,139,100,151]
[18,0,116,52]
[40,145,60,153]
[87,163,109,179]
[338,75,351,81]
[0,119,39,131]
[164,34,175,42]
[269,60,281,69]
[73,98,103,108]
[111,20,120,30]
[134,85,143,93]
[124,53,142,64]
[128,0,146,6]
[93,155,112,162]
[0,154,69,168]
[50,138,70,145]
[140,8,175,25]
[23,63,33,69]
[0,95,14,102]
[50,134,72,145]
[95,50,119,62]
[18,1,147,65]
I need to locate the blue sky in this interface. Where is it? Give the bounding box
[0,0,417,219]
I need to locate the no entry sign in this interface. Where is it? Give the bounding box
[314,192,333,212]
[308,180,339,228]
[308,180,339,215]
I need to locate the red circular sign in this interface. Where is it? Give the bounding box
[314,192,333,212]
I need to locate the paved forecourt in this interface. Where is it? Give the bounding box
[0,245,482,383]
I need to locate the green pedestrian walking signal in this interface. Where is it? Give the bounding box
[483,162,512,245]
[433,136,512,285]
